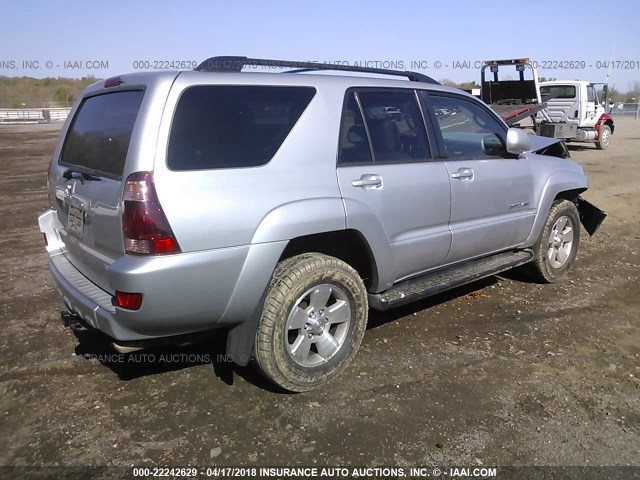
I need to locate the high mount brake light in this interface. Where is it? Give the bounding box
[122,172,180,255]
[104,77,123,88]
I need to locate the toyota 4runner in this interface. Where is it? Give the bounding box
[38,56,606,392]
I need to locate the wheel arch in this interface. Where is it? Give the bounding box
[604,118,614,133]
[596,113,615,135]
[226,228,380,368]
[554,188,586,203]
[278,229,379,291]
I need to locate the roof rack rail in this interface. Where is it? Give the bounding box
[195,56,440,85]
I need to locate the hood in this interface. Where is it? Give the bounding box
[527,134,570,158]
[528,134,563,151]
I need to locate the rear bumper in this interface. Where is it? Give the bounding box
[49,251,117,333]
[38,209,285,342]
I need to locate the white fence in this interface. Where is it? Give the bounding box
[608,103,640,119]
[0,108,71,123]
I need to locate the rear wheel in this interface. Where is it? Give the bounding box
[523,199,580,283]
[254,253,368,392]
[596,125,611,150]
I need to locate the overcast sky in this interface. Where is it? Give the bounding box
[1,0,639,90]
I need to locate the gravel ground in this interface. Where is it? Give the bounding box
[0,120,638,477]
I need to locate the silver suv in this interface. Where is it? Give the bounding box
[38,56,606,392]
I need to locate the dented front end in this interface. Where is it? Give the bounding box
[529,135,571,159]
[577,196,607,236]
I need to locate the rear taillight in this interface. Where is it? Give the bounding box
[122,172,180,255]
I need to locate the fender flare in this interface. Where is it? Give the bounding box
[523,172,588,246]
[250,198,345,244]
[226,197,393,365]
[595,113,614,140]
[226,198,345,366]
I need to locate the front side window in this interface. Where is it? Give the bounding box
[168,86,315,170]
[587,85,596,103]
[426,94,508,160]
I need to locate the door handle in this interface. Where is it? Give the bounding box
[352,174,383,189]
[451,168,474,180]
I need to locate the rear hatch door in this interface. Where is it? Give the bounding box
[51,88,144,293]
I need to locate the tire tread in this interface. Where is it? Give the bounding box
[254,253,368,392]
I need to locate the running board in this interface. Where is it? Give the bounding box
[368,250,533,311]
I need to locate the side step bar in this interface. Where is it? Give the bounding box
[369,250,533,311]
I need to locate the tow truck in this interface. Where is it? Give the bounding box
[478,58,614,149]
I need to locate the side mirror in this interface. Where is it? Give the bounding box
[506,127,531,155]
[602,85,609,110]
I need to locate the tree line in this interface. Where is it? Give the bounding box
[0,76,98,108]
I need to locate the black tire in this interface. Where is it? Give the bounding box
[523,199,581,283]
[254,253,368,392]
[596,125,611,150]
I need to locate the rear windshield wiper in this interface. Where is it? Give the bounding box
[62,168,101,182]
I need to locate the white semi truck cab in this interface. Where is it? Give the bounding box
[538,80,614,149]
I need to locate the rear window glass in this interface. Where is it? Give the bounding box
[60,91,144,178]
[168,86,316,170]
[540,85,576,99]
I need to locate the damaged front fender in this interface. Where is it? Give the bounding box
[529,135,570,158]
[577,196,607,236]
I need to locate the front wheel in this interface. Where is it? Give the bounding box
[596,125,611,150]
[254,253,368,392]
[523,199,581,283]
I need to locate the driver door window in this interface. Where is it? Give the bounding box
[429,95,508,160]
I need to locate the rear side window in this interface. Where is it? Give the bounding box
[60,91,144,178]
[357,90,430,163]
[168,86,316,170]
[338,93,373,164]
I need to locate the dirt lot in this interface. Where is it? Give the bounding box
[0,120,638,475]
